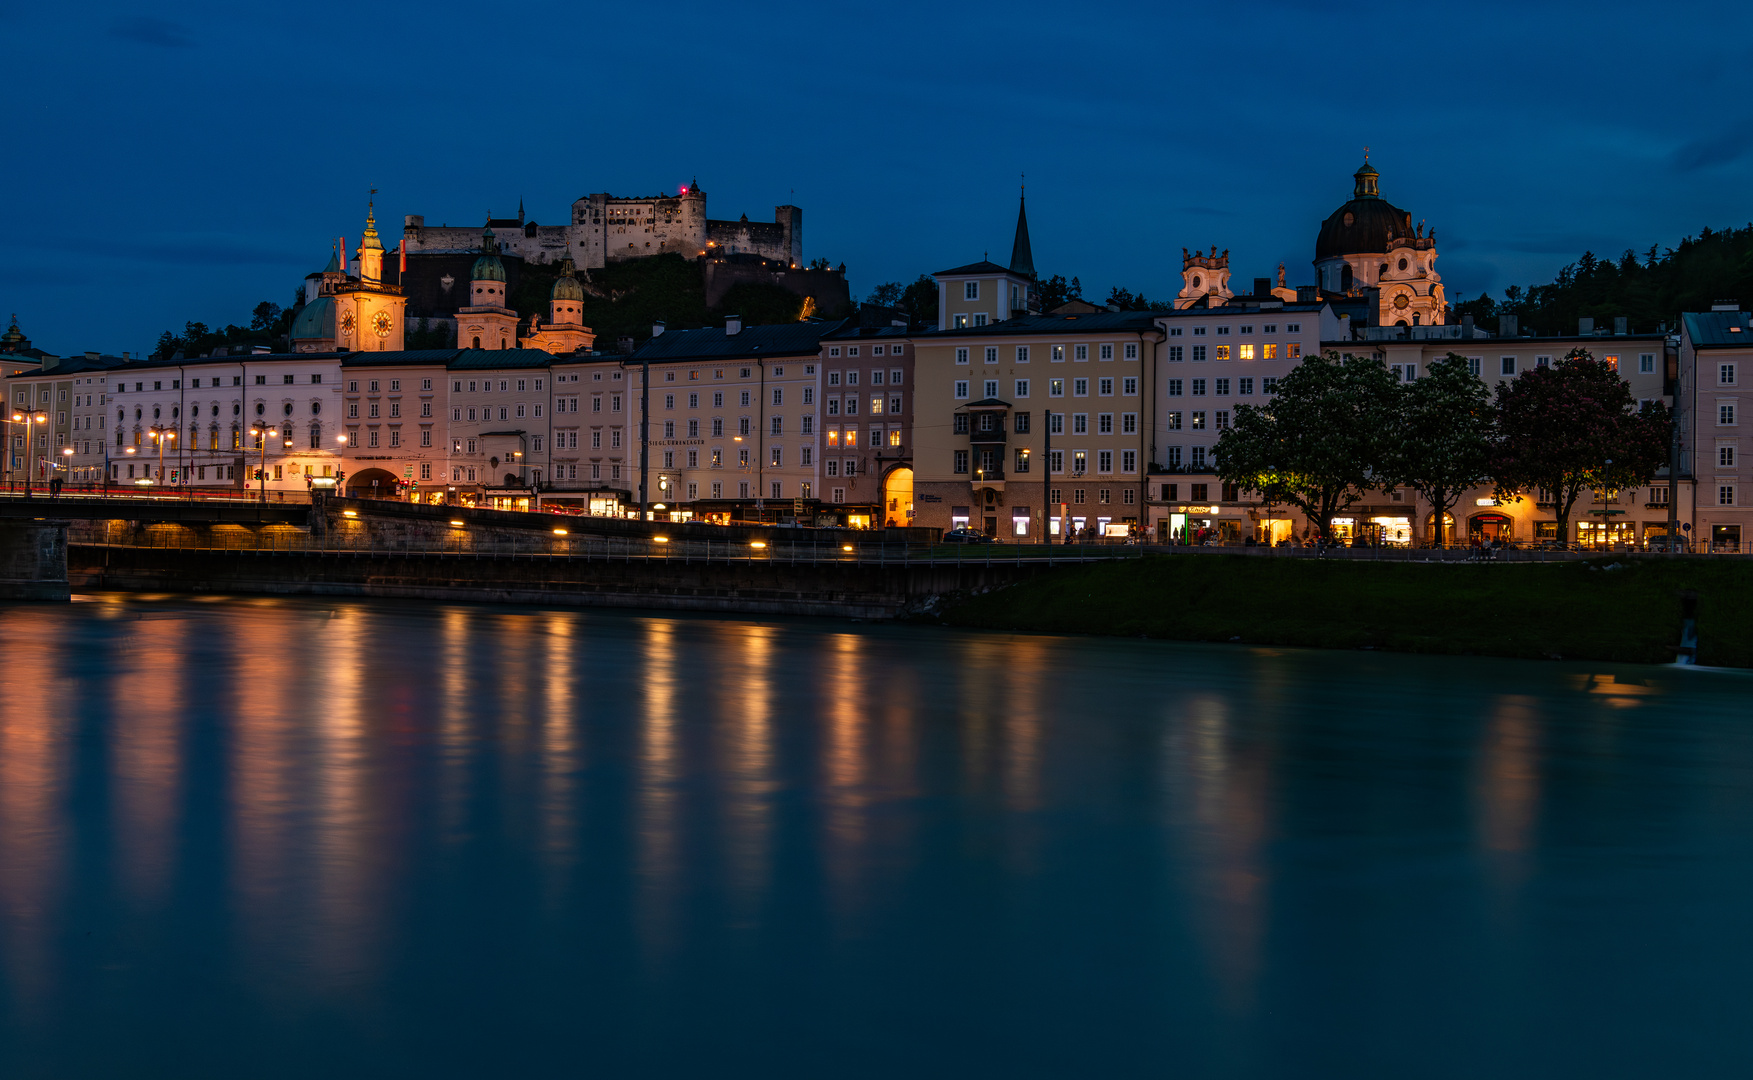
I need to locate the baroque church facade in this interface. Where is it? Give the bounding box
[1173,157,1445,328]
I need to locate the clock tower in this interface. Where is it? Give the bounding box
[291,199,407,352]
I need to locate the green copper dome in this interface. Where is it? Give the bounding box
[472,227,506,282]
[551,254,584,301]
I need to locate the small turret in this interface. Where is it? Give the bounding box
[472,224,507,283]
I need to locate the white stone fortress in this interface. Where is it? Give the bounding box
[401,182,803,270]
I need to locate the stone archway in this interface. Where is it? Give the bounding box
[346,467,400,499]
[882,466,914,527]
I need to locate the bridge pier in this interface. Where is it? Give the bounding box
[0,519,71,601]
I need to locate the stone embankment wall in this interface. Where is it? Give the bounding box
[0,520,71,600]
[68,545,1045,619]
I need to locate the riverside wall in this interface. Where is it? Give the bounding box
[68,545,1051,619]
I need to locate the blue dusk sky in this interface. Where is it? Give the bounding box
[3,0,1750,354]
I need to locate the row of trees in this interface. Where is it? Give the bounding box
[151,299,296,360]
[1451,223,1753,335]
[1216,349,1672,545]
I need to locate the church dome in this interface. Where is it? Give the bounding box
[551,255,584,301]
[472,226,506,282]
[1314,161,1413,262]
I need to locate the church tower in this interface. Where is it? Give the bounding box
[521,250,596,355]
[289,200,406,352]
[457,225,520,350]
[1313,155,1444,327]
[1175,246,1233,308]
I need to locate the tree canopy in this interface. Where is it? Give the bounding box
[1492,347,1671,544]
[1216,351,1399,540]
[1380,353,1496,544]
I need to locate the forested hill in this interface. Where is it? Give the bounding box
[1453,223,1753,334]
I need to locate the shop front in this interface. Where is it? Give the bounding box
[1468,512,1513,543]
[1577,520,1636,548]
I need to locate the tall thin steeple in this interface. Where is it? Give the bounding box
[1009,179,1035,277]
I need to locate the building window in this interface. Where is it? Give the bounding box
[1073,413,1087,434]
[1166,411,1181,430]
[1049,379,1064,397]
[1238,344,1255,360]
[1262,377,1279,394]
[1215,346,1231,361]
[1073,379,1088,397]
[954,381,969,399]
[1721,403,1738,426]
[1121,449,1136,473]
[964,281,979,300]
[1124,344,1137,360]
[1191,411,1206,430]
[1722,445,1737,468]
[1722,364,1737,386]
[1192,379,1206,396]
[1169,379,1183,397]
[1722,485,1736,507]
[1287,344,1301,359]
[956,348,969,365]
[1192,345,1207,362]
[1169,346,1184,363]
[954,450,969,474]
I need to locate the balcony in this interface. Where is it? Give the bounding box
[968,426,1007,444]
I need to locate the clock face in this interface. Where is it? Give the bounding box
[373,311,393,337]
[1393,293,1410,310]
[340,312,356,336]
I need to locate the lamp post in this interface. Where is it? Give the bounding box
[148,426,175,493]
[58,446,72,498]
[11,409,47,498]
[249,421,278,502]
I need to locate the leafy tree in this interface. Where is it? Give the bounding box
[899,275,938,327]
[865,282,903,308]
[404,318,455,350]
[1036,274,1082,311]
[152,330,180,360]
[1492,347,1671,545]
[1216,351,1399,540]
[1380,353,1495,545]
[250,301,283,331]
[1104,286,1171,312]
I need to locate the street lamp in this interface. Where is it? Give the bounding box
[248,421,278,502]
[59,446,72,498]
[10,409,47,498]
[148,426,176,493]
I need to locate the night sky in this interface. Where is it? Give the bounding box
[6,1,1751,354]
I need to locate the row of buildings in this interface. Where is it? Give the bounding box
[5,160,1748,547]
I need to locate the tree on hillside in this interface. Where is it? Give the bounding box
[1216,351,1399,541]
[1492,347,1671,545]
[1105,286,1171,312]
[865,282,903,308]
[1380,353,1496,546]
[250,301,283,330]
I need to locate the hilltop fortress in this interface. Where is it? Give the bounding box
[401,182,802,270]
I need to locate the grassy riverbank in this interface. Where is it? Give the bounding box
[939,555,1753,667]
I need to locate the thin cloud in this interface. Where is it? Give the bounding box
[1671,119,1753,173]
[110,17,193,48]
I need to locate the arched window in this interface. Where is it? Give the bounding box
[473,336,481,348]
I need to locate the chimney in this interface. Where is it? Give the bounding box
[1579,317,1594,335]
[616,335,634,354]
[725,315,742,336]
[1614,316,1628,335]
[651,321,666,338]
[85,351,100,361]
[1253,277,1271,297]
[1498,313,1518,337]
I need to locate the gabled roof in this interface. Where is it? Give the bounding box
[630,320,849,363]
[933,260,1020,277]
[959,397,1012,408]
[1683,310,1753,348]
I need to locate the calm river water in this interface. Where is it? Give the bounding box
[0,594,1748,1077]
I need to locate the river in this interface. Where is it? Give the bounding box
[0,594,1748,1077]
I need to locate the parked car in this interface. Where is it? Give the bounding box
[943,527,993,544]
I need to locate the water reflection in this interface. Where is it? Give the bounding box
[635,617,682,963]
[0,598,1748,1079]
[1163,692,1270,1013]
[0,613,71,1019]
